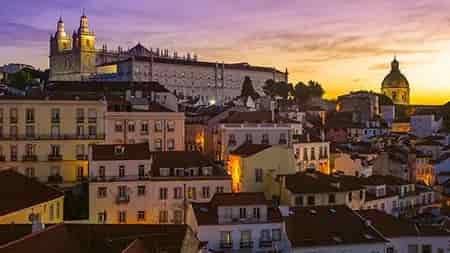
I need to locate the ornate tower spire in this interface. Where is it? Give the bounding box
[391,56,399,71]
[78,10,89,35]
[56,16,65,37]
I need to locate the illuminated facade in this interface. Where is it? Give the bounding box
[381,57,410,105]
[0,97,106,185]
[293,134,330,174]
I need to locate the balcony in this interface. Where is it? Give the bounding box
[88,117,97,124]
[51,118,60,124]
[240,241,254,249]
[48,154,63,161]
[48,174,63,184]
[0,134,106,141]
[259,240,273,248]
[219,241,233,249]
[76,154,88,160]
[76,117,85,123]
[115,194,130,204]
[22,154,38,162]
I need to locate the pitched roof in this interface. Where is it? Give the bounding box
[91,143,151,161]
[230,143,272,157]
[0,170,63,217]
[47,81,170,93]
[358,210,450,238]
[283,172,364,194]
[286,205,386,248]
[358,175,410,186]
[220,111,299,124]
[0,224,197,253]
[210,192,269,206]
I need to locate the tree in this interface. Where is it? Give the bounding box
[7,70,32,90]
[294,80,325,104]
[262,79,293,100]
[240,76,260,99]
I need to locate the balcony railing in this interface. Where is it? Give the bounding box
[88,117,97,124]
[76,154,88,160]
[115,195,130,204]
[220,241,233,249]
[0,134,105,141]
[76,117,85,123]
[51,118,60,124]
[48,154,63,161]
[240,241,254,249]
[90,175,150,182]
[259,240,273,248]
[22,154,38,162]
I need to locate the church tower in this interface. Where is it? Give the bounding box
[381,57,410,105]
[49,12,97,81]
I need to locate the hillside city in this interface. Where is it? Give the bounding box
[0,13,450,253]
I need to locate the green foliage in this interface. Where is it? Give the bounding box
[442,101,450,131]
[262,79,294,100]
[240,76,260,99]
[7,70,33,90]
[294,80,325,104]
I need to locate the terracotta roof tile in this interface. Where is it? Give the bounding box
[91,143,151,161]
[283,172,364,194]
[230,144,272,157]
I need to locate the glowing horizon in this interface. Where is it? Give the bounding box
[1,0,450,105]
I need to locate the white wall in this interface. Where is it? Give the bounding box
[292,243,387,253]
[388,236,449,253]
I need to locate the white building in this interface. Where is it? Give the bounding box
[293,132,330,174]
[88,143,231,224]
[190,192,290,252]
[411,114,443,138]
[212,111,302,160]
[105,101,185,151]
[286,205,388,253]
[359,209,450,253]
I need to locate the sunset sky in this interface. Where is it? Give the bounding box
[1,0,450,104]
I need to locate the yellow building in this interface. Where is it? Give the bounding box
[0,170,64,224]
[227,144,297,193]
[0,96,106,185]
[381,57,410,105]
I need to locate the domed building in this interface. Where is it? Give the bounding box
[381,57,410,105]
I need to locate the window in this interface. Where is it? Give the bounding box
[253,207,260,219]
[216,186,224,193]
[26,109,34,123]
[262,133,269,144]
[88,109,97,123]
[303,148,308,161]
[25,167,35,177]
[10,145,17,161]
[360,190,364,199]
[241,230,251,243]
[25,143,34,156]
[99,166,105,177]
[76,108,84,123]
[128,121,135,132]
[115,121,123,132]
[245,133,252,144]
[224,207,232,219]
[10,125,17,138]
[51,108,60,123]
[239,208,247,219]
[56,202,60,219]
[272,229,281,241]
[10,108,17,123]
[98,212,107,223]
[137,185,146,196]
[279,133,287,144]
[141,122,148,133]
[228,134,236,146]
[50,166,60,177]
[348,192,353,202]
[202,186,210,199]
[137,211,146,221]
[174,210,183,224]
[295,196,303,206]
[255,168,263,183]
[174,187,183,199]
[49,204,54,221]
[328,194,336,204]
[155,120,163,132]
[159,188,168,200]
[97,187,107,198]
[408,245,418,253]
[51,125,60,137]
[311,147,316,160]
[88,125,97,137]
[76,125,84,137]
[307,196,315,205]
[118,186,127,198]
[119,165,125,177]
[167,139,175,151]
[159,210,168,223]
[154,139,162,151]
[422,245,432,253]
[118,211,126,223]
[221,231,232,244]
[77,167,84,179]
[167,121,175,132]
[188,187,197,200]
[76,144,85,156]
[261,229,270,241]
[50,145,60,156]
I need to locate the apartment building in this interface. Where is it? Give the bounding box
[88,144,231,224]
[212,111,302,160]
[190,192,290,252]
[273,171,366,210]
[293,131,330,174]
[105,101,185,151]
[0,95,106,185]
[0,170,64,224]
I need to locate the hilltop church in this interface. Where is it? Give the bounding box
[49,13,288,104]
[381,57,410,105]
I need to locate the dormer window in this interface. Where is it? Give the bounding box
[115,145,125,155]
[160,168,170,177]
[202,166,212,176]
[187,167,198,177]
[175,168,184,177]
